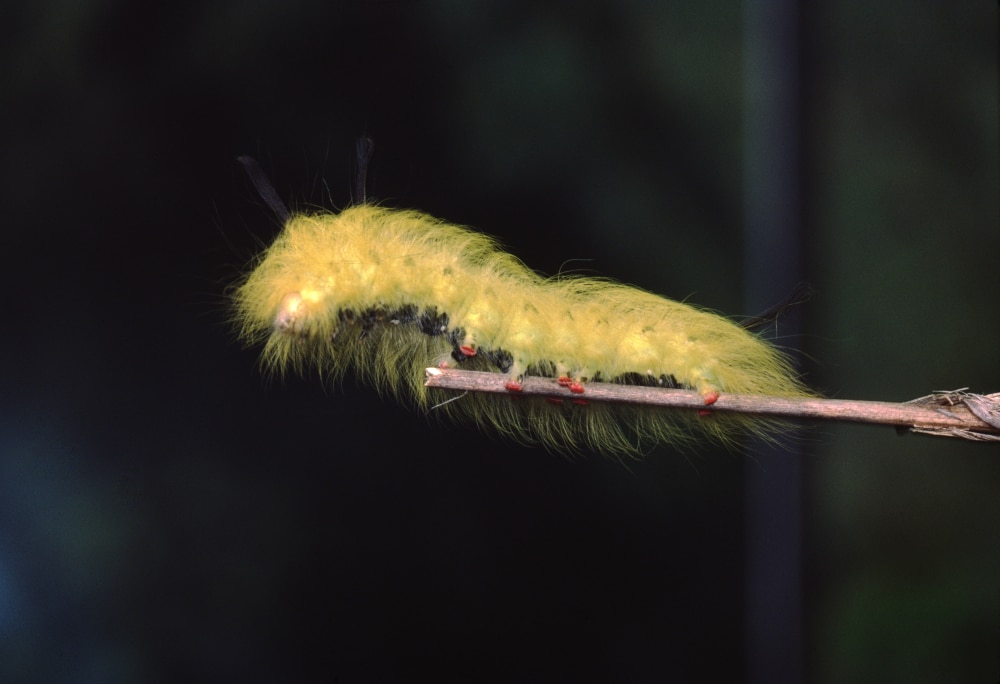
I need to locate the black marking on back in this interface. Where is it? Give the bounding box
[330,303,693,390]
[418,307,449,337]
[484,349,514,374]
[389,304,418,326]
[525,360,558,378]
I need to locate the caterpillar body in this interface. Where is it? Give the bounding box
[235,204,812,454]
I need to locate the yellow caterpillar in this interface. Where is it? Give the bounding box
[234,197,813,455]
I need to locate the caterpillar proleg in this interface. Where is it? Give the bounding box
[234,187,812,454]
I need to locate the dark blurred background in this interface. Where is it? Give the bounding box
[1,1,997,682]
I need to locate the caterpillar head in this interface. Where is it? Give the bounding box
[273,290,325,336]
[274,292,306,333]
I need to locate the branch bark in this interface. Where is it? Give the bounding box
[424,368,1000,442]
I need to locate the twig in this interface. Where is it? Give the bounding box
[424,368,1000,442]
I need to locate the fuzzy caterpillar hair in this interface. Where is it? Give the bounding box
[234,203,812,454]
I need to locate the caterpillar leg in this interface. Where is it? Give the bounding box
[557,376,586,394]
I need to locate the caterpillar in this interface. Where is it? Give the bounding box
[233,171,812,454]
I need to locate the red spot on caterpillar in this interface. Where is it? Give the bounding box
[459,345,476,357]
[557,376,573,387]
[571,399,589,406]
[568,382,585,394]
[703,390,720,406]
[545,397,564,406]
[504,380,524,392]
[698,409,714,417]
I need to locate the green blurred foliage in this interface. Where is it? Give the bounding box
[806,4,998,682]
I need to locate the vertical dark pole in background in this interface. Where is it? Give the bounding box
[742,0,805,682]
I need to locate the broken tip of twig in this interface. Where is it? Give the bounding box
[906,389,1000,441]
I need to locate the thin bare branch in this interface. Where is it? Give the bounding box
[424,368,1000,442]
